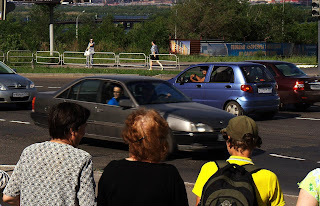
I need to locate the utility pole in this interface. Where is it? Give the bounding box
[76,10,85,40]
[312,0,320,74]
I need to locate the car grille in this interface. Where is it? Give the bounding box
[10,97,29,101]
[7,85,27,89]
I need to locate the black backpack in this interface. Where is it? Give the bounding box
[199,161,261,206]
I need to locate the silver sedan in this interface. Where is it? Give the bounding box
[0,61,37,109]
[31,75,234,153]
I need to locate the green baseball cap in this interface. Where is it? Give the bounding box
[221,116,259,141]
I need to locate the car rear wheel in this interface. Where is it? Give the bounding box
[225,101,243,116]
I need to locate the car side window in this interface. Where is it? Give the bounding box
[57,80,101,102]
[210,67,234,83]
[265,65,276,77]
[176,66,209,83]
[77,80,101,102]
[56,82,81,100]
[100,81,129,106]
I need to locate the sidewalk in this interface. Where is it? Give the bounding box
[1,165,298,205]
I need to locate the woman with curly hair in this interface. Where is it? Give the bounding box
[97,108,188,206]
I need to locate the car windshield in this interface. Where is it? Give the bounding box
[274,63,306,77]
[0,62,15,74]
[240,66,274,83]
[126,81,191,105]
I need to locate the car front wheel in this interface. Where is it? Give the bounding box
[225,101,243,116]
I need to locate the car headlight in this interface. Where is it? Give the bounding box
[29,81,35,89]
[0,83,7,91]
[190,123,213,132]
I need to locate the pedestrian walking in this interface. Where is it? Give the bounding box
[86,38,95,67]
[2,102,96,206]
[193,116,285,206]
[149,40,163,70]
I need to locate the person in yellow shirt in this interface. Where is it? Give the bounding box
[193,116,285,206]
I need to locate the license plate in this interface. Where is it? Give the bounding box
[310,84,320,90]
[13,92,29,97]
[258,87,272,93]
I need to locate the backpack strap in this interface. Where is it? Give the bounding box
[214,160,229,170]
[242,164,261,174]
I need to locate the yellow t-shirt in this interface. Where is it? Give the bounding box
[192,156,285,206]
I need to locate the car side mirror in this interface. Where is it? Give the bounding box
[119,99,134,108]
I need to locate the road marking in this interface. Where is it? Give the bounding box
[48,86,61,89]
[0,165,16,168]
[296,117,320,121]
[35,86,43,88]
[270,153,305,161]
[0,119,5,121]
[10,120,31,125]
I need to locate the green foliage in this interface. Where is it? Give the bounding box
[171,0,251,40]
[126,16,170,54]
[12,65,181,76]
[0,2,317,55]
[171,1,316,44]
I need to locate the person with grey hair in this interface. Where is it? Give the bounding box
[2,102,96,206]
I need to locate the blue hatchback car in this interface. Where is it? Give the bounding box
[168,62,280,119]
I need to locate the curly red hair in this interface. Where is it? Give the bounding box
[122,108,169,162]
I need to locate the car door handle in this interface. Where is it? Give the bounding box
[196,84,202,88]
[95,107,103,112]
[225,85,231,88]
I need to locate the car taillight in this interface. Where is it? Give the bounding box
[241,85,253,93]
[293,81,304,91]
[32,97,36,112]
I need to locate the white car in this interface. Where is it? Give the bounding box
[0,61,37,109]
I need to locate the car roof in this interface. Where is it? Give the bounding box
[77,75,164,84]
[245,60,290,64]
[190,62,264,67]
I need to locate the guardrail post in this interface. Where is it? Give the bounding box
[31,53,35,69]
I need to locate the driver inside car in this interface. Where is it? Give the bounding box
[190,67,208,83]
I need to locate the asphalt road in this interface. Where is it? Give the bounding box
[0,68,320,201]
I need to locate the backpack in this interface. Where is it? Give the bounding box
[199,161,261,206]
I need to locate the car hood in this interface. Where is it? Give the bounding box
[143,102,234,128]
[0,74,30,86]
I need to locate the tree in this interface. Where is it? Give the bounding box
[171,0,250,41]
[126,16,170,54]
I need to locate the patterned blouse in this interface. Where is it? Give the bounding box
[298,168,320,205]
[3,141,96,206]
[151,44,159,54]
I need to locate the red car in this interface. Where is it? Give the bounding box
[247,60,320,110]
